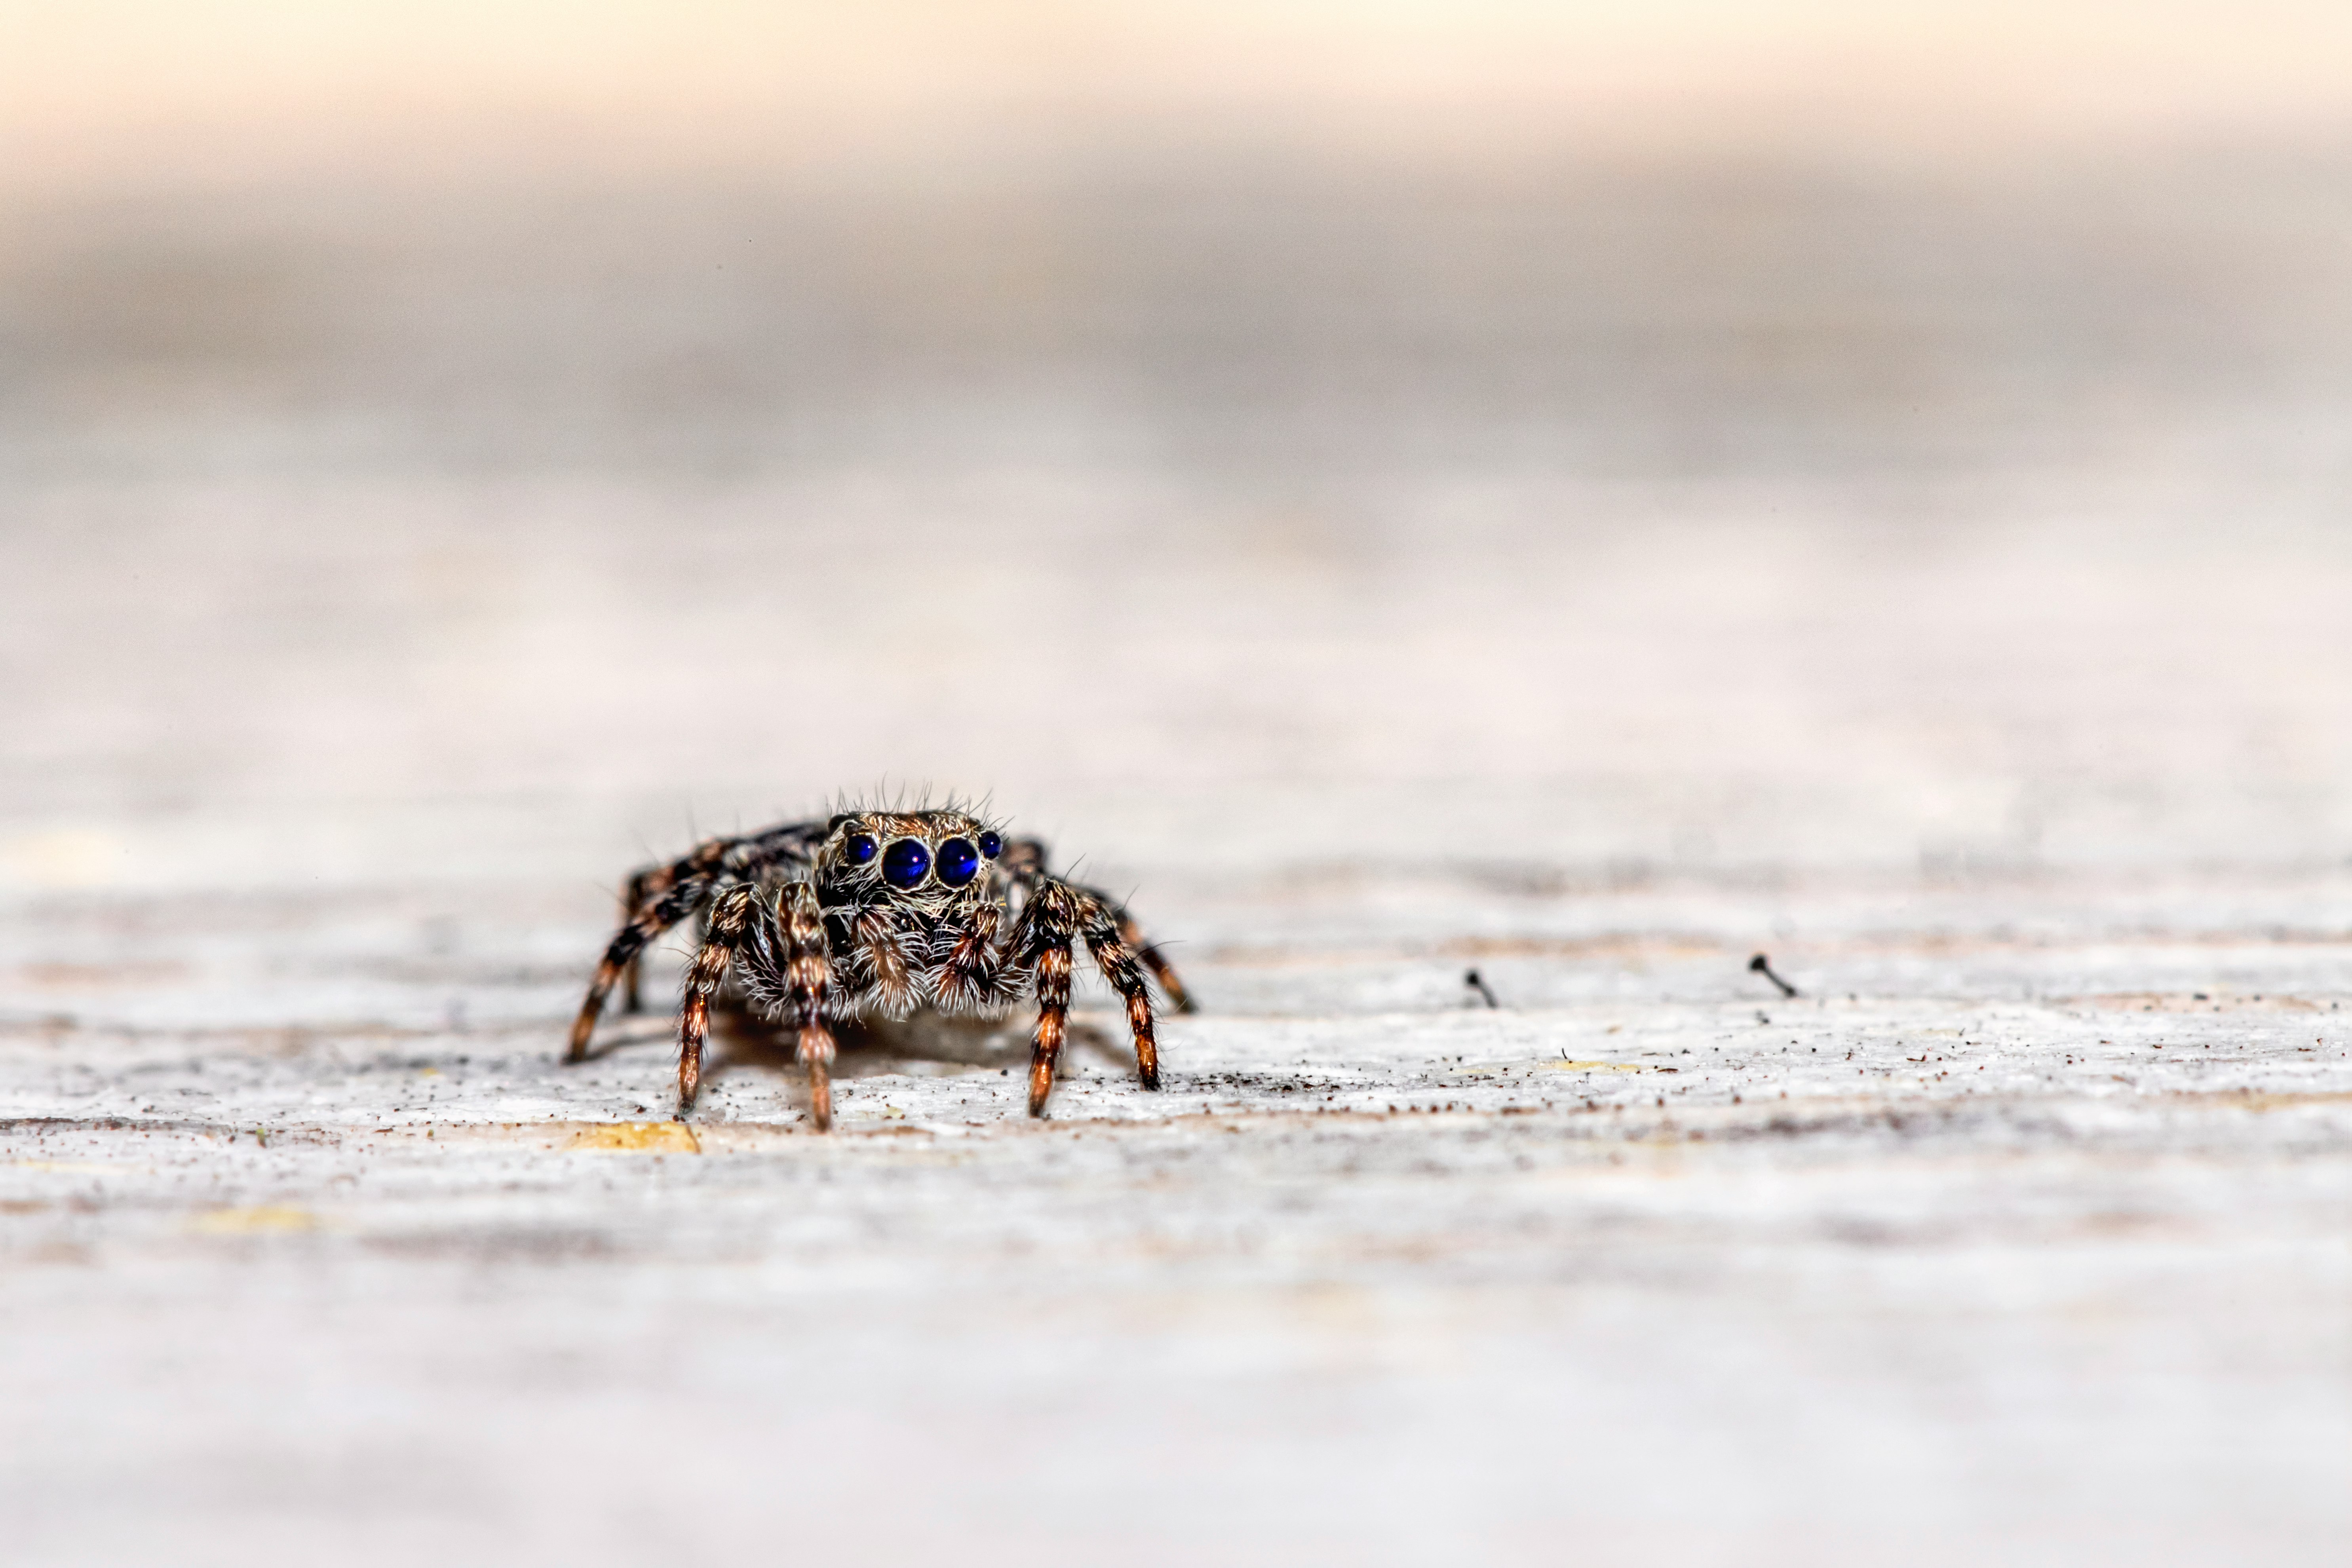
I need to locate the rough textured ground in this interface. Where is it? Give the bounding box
[5,140,2352,1564]
[6,855,2348,1564]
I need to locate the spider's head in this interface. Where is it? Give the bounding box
[820,809,1006,905]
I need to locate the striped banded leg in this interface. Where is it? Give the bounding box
[573,874,717,1061]
[618,868,653,1013]
[1014,878,1082,1116]
[1053,879,1195,1025]
[1015,879,1164,1116]
[570,839,733,1061]
[1094,899,1193,1016]
[673,885,762,1117]
[1027,934,1075,1118]
[1080,893,1163,1090]
[1124,920,1194,1014]
[779,882,839,1131]
[569,823,821,1061]
[1005,843,1191,1017]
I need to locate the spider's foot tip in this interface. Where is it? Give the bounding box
[1140,1072,1162,1091]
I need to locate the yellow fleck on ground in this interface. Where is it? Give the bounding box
[563,1121,702,1154]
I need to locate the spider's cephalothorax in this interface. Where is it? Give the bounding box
[564,807,1192,1130]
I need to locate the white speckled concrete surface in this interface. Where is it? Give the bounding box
[6,133,2352,1564]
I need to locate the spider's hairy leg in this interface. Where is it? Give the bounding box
[1047,869,1192,1026]
[1026,932,1074,1118]
[780,882,839,1132]
[570,857,723,1062]
[618,867,654,1013]
[1077,890,1162,1090]
[567,823,822,1061]
[674,885,762,1118]
[1113,907,1195,1016]
[1015,876,1179,1114]
[1017,878,1123,1116]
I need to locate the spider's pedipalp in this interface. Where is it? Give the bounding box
[935,897,1006,1013]
[852,905,915,1015]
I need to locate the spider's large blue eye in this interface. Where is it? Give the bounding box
[977,831,1002,859]
[935,837,980,888]
[842,832,877,867]
[881,838,930,890]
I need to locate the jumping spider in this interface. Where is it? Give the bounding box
[566,807,1192,1129]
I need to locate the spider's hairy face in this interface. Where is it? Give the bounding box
[816,808,1007,911]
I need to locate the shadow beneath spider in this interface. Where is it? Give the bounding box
[704,998,1126,1085]
[571,998,1130,1121]
[563,1019,669,1063]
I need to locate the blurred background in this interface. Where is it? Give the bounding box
[6,10,2352,1564]
[4,0,2350,895]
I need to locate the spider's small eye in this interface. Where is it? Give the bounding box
[977,831,1002,859]
[842,832,878,867]
[881,838,931,890]
[935,838,980,888]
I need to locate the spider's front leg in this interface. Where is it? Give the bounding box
[777,882,839,1131]
[673,882,840,1130]
[1015,879,1163,1118]
[1022,919,1076,1118]
[673,885,762,1115]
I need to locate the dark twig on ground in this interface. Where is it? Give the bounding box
[1749,953,1799,998]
